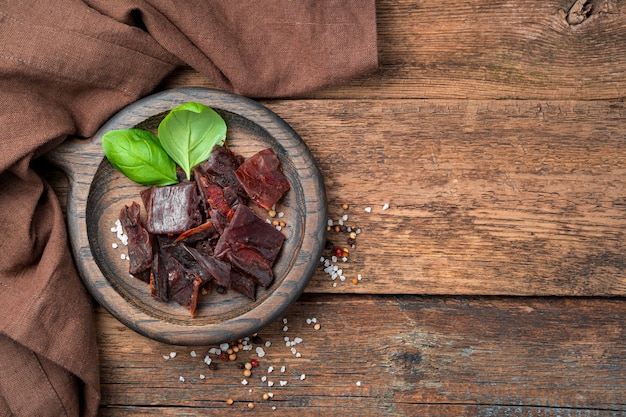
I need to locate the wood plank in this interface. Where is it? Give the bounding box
[44,99,626,296]
[96,295,626,416]
[262,99,626,296]
[160,0,626,101]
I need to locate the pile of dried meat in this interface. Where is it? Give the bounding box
[119,145,291,316]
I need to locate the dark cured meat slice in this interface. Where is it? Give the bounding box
[156,235,212,286]
[199,145,247,200]
[226,246,273,288]
[184,245,232,288]
[149,252,169,302]
[119,202,152,283]
[175,221,218,244]
[235,148,290,210]
[214,205,285,265]
[229,270,257,301]
[141,182,203,235]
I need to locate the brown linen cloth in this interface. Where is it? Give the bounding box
[0,1,378,416]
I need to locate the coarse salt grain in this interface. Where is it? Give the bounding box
[300,374,306,380]
[268,366,274,373]
[280,381,288,386]
[242,379,248,385]
[199,374,206,380]
[179,376,185,382]
[265,341,272,347]
[268,381,274,387]
[282,318,288,324]
[112,243,118,249]
[204,356,212,365]
[364,206,372,213]
[169,352,177,358]
[282,326,288,332]
[382,203,390,210]
[295,352,302,358]
[220,343,230,351]
[256,347,266,358]
[356,381,362,386]
[280,366,286,373]
[261,376,267,382]
[190,351,197,358]
[162,355,170,360]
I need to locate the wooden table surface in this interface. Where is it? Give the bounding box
[55,1,626,415]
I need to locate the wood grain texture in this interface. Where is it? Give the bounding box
[45,99,626,297]
[159,0,626,101]
[262,99,626,296]
[96,295,626,416]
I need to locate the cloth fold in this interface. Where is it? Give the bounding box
[0,1,377,415]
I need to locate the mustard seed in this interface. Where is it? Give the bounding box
[244,362,253,370]
[314,323,321,330]
[229,353,237,361]
[243,369,252,377]
[248,403,255,409]
[268,209,277,218]
[263,392,270,400]
[342,203,349,210]
[226,398,233,405]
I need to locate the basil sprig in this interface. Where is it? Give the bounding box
[102,128,178,186]
[158,102,226,181]
[102,102,226,186]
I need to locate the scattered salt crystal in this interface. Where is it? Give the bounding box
[342,257,348,262]
[268,392,274,398]
[356,381,362,386]
[199,374,206,380]
[120,253,126,260]
[242,379,248,385]
[300,374,306,380]
[364,206,372,213]
[282,326,288,332]
[333,282,337,287]
[112,243,118,249]
[272,406,277,410]
[256,347,266,358]
[284,336,290,342]
[358,274,363,281]
[278,212,284,218]
[204,356,212,365]
[280,381,288,386]
[280,366,286,373]
[179,376,185,382]
[306,318,312,325]
[282,318,288,324]
[220,343,230,351]
[111,227,117,233]
[208,348,220,355]
[261,376,267,382]
[243,345,253,351]
[342,214,348,221]
[295,352,302,358]
[265,341,272,347]
[327,219,334,226]
[311,318,317,323]
[294,337,303,344]
[162,355,170,360]
[268,381,274,387]
[190,351,197,358]
[275,225,282,231]
[382,203,390,210]
[268,366,274,373]
[169,352,177,358]
[340,276,346,282]
[265,218,272,224]
[290,347,297,355]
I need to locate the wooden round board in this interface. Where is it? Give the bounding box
[46,87,327,345]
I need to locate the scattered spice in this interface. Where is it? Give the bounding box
[226,398,234,405]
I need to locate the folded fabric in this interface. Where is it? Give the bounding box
[0,1,377,415]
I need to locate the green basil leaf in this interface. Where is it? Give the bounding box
[157,102,226,180]
[102,128,178,186]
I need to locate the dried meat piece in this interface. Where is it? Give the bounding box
[141,182,203,234]
[229,270,257,301]
[235,148,290,210]
[149,252,169,302]
[226,246,274,288]
[119,202,152,283]
[184,245,232,288]
[198,145,247,200]
[214,205,285,266]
